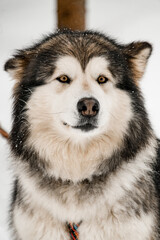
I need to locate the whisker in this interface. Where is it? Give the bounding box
[23,88,33,94]
[19,98,30,108]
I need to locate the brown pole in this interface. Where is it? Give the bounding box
[57,0,85,31]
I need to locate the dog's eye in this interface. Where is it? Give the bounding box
[97,75,108,84]
[56,75,71,84]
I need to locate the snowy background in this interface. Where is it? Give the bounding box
[0,0,160,239]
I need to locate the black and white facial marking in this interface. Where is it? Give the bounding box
[19,54,133,149]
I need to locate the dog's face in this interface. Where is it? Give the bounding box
[26,54,133,144]
[5,31,152,180]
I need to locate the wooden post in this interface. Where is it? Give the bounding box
[57,0,85,31]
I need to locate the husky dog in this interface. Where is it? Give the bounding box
[5,30,160,240]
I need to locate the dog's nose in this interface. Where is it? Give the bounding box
[77,98,99,117]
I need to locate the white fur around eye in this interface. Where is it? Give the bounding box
[53,56,83,81]
[85,57,114,83]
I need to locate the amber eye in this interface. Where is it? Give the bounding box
[56,75,71,84]
[97,75,108,84]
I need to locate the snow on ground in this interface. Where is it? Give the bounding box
[0,0,160,239]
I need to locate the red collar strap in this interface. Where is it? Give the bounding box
[66,222,81,240]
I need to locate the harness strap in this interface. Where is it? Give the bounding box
[66,222,81,240]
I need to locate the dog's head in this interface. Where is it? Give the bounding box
[5,30,152,180]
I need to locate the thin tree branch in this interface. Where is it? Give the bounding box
[0,125,9,140]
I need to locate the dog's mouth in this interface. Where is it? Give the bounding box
[73,123,97,132]
[63,122,97,132]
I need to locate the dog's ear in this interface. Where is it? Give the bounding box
[4,51,34,82]
[124,42,152,82]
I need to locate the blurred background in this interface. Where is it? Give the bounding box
[0,0,160,239]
